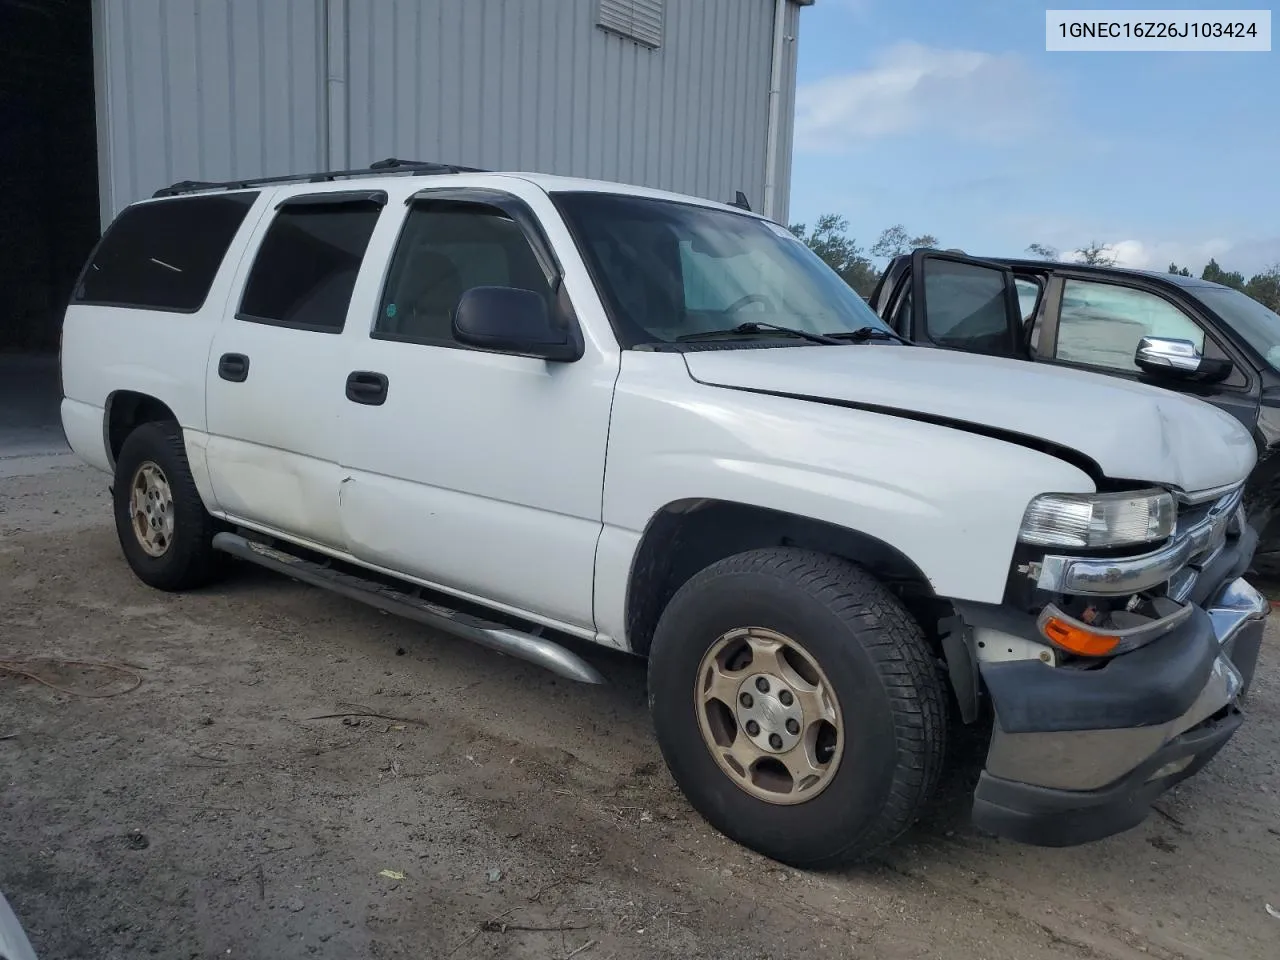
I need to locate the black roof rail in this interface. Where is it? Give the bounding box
[152,157,487,198]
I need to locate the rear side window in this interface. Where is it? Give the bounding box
[238,198,382,333]
[74,192,259,311]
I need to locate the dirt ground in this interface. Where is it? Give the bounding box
[2,462,1279,960]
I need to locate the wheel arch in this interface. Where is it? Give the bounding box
[104,390,180,470]
[624,498,949,659]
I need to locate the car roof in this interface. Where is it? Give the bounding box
[144,166,764,220]
[986,256,1233,292]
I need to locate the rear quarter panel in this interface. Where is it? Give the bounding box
[58,192,273,477]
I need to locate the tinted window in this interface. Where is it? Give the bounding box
[1195,286,1280,371]
[74,192,258,311]
[922,259,1013,355]
[1056,279,1204,372]
[376,201,553,343]
[239,200,382,332]
[554,192,892,348]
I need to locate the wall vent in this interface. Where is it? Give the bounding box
[596,0,664,49]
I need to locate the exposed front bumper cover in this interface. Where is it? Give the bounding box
[971,576,1267,846]
[972,705,1242,846]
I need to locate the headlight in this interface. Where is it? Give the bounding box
[1019,489,1175,549]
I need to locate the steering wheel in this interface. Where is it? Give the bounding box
[725,293,774,314]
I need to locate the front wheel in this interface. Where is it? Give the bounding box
[112,420,223,591]
[647,547,947,868]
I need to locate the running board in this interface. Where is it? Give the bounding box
[211,532,605,685]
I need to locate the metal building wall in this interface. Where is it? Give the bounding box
[93,0,805,224]
[92,0,328,226]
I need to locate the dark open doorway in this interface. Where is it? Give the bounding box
[0,0,101,354]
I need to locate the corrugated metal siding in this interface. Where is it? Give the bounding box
[96,0,802,222]
[343,0,778,213]
[94,0,326,217]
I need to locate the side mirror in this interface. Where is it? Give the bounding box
[452,286,582,362]
[1134,336,1232,383]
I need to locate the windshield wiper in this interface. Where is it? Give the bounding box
[825,326,913,346]
[676,321,844,346]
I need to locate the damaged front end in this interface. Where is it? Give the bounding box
[948,482,1268,846]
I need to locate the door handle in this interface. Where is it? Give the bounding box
[218,353,250,382]
[345,370,389,406]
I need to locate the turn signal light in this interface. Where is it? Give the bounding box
[1038,615,1121,657]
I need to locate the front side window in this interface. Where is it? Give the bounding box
[376,201,554,344]
[75,192,259,311]
[1195,285,1280,371]
[553,192,893,347]
[1055,278,1204,372]
[238,199,382,333]
[921,259,1014,355]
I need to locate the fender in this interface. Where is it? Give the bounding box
[591,353,1096,647]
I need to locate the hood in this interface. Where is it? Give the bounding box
[682,345,1257,494]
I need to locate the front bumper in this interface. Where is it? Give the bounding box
[970,575,1267,847]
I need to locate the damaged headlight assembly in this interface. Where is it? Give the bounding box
[1017,489,1183,658]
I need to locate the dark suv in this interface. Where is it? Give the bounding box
[871,250,1280,570]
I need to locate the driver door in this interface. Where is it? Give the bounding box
[875,250,1024,358]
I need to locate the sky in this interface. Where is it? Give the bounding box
[788,0,1280,276]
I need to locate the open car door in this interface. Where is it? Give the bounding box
[872,249,1025,359]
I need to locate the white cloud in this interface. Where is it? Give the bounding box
[1075,239,1233,271]
[1043,238,1278,276]
[795,43,1045,151]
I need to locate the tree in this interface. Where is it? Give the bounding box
[1202,258,1246,291]
[1026,243,1058,260]
[1168,262,1192,276]
[1074,241,1117,266]
[1243,264,1280,312]
[789,214,881,297]
[871,224,938,260]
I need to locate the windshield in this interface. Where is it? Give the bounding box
[1195,286,1280,371]
[552,192,894,348]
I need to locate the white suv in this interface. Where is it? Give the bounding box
[59,160,1268,866]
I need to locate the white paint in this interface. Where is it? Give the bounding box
[681,342,1257,495]
[591,351,1095,640]
[59,168,1260,654]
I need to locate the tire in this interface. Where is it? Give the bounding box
[112,420,223,591]
[647,546,947,868]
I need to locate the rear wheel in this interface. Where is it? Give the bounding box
[648,547,947,867]
[113,420,223,591]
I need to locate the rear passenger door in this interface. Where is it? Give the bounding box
[203,190,386,550]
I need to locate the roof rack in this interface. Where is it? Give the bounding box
[152,157,487,198]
